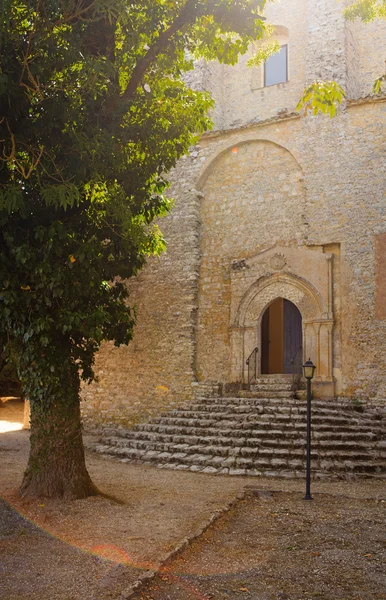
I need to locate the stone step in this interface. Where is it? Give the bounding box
[99,439,386,465]
[159,408,384,429]
[137,421,384,439]
[248,383,294,392]
[208,396,385,415]
[89,392,386,480]
[188,397,385,417]
[102,429,386,450]
[238,390,295,399]
[251,376,294,384]
[150,413,382,430]
[100,433,386,457]
[96,441,381,463]
[119,423,384,441]
[180,401,373,417]
[93,444,386,477]
[103,429,384,450]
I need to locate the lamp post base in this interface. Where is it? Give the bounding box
[304,494,313,501]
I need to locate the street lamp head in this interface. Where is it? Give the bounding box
[303,358,316,380]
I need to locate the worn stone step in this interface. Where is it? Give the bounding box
[112,426,384,447]
[248,383,294,392]
[166,406,381,423]
[135,422,384,442]
[95,444,385,478]
[90,389,386,480]
[238,391,295,399]
[95,450,386,480]
[313,430,383,441]
[100,442,385,466]
[180,401,382,420]
[118,426,385,450]
[157,411,384,431]
[118,430,309,448]
[251,376,294,385]
[215,398,383,417]
[97,432,386,462]
[98,438,306,458]
[202,396,385,416]
[149,413,382,432]
[95,446,305,469]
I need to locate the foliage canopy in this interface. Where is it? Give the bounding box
[0,0,268,386]
[0,0,269,498]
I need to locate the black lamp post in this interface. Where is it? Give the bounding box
[303,358,316,501]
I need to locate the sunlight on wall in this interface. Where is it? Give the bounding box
[0,420,23,433]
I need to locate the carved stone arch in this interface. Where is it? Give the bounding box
[196,138,305,192]
[235,272,325,329]
[272,24,289,37]
[229,267,335,397]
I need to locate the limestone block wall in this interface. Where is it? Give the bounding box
[208,0,307,129]
[81,157,204,427]
[193,100,386,404]
[195,138,308,383]
[298,100,386,402]
[82,99,386,427]
[305,0,347,87]
[354,19,386,97]
[81,2,386,426]
[204,0,386,131]
[345,17,362,99]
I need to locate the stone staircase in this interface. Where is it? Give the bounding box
[88,376,386,480]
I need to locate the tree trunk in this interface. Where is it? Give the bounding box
[19,355,98,500]
[22,398,30,429]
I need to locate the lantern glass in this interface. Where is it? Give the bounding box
[303,359,316,380]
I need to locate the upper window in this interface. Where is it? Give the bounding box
[264,45,288,87]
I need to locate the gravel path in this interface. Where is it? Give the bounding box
[1,398,386,600]
[132,490,386,600]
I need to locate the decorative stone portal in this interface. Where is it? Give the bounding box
[261,298,303,375]
[230,246,335,397]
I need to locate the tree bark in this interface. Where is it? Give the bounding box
[19,365,98,500]
[22,398,30,429]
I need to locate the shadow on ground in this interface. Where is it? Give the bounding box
[0,498,144,600]
[132,491,386,600]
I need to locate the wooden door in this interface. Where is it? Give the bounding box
[283,300,302,374]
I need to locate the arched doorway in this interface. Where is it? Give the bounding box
[261,298,302,374]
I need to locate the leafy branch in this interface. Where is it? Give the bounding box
[1,120,45,180]
[247,39,281,68]
[297,80,346,117]
[343,0,386,22]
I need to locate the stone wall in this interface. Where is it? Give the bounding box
[82,161,203,427]
[81,1,386,427]
[193,101,386,402]
[196,139,307,382]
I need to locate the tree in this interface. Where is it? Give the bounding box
[0,0,269,498]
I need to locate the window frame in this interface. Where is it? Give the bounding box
[264,44,289,88]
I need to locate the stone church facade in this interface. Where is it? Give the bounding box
[82,0,386,427]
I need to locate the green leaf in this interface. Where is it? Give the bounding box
[297,80,346,117]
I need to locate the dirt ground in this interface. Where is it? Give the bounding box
[132,492,386,600]
[1,397,385,600]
